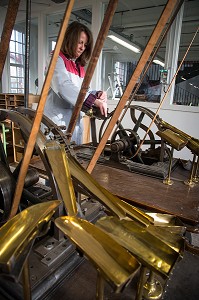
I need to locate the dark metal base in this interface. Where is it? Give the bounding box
[0,200,104,300]
[163,251,199,300]
[0,237,84,300]
[76,148,179,179]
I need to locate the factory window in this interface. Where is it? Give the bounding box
[9,29,25,93]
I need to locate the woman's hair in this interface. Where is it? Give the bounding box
[61,21,93,66]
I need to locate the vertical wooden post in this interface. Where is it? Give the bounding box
[66,0,118,138]
[86,0,179,174]
[0,0,20,79]
[9,0,75,219]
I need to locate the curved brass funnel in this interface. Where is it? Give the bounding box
[0,200,61,279]
[55,216,140,294]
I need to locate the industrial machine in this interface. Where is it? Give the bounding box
[0,106,198,299]
[0,109,194,299]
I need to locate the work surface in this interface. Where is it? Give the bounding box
[30,153,199,226]
[89,161,199,226]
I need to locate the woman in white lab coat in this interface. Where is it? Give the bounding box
[44,21,107,145]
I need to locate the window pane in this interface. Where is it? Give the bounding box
[10,41,15,52]
[10,66,17,76]
[9,29,25,93]
[10,53,16,63]
[11,89,18,93]
[16,31,22,43]
[11,30,15,40]
[10,78,18,88]
[17,66,24,77]
[16,42,23,54]
[17,54,24,64]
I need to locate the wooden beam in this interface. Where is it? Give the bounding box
[86,0,179,174]
[9,0,75,219]
[66,0,118,139]
[0,0,20,79]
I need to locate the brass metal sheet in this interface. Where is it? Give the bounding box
[45,141,78,216]
[68,153,154,226]
[0,200,61,277]
[55,216,140,292]
[96,216,184,277]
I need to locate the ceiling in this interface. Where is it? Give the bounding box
[1,0,199,62]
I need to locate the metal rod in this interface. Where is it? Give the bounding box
[66,0,118,139]
[135,265,147,300]
[142,270,163,300]
[0,0,21,79]
[163,147,174,185]
[87,0,179,174]
[184,153,197,187]
[96,272,105,300]
[24,0,32,108]
[193,156,199,183]
[22,257,31,300]
[9,0,75,219]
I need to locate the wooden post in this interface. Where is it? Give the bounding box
[66,0,118,139]
[9,0,75,219]
[86,0,179,174]
[0,0,20,79]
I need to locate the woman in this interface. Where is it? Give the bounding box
[44,21,107,145]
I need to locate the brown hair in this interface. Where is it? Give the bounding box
[61,21,93,66]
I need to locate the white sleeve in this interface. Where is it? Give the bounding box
[49,56,90,107]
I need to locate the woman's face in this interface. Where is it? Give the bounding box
[75,31,88,58]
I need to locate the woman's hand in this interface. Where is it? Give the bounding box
[97,91,108,102]
[94,99,107,117]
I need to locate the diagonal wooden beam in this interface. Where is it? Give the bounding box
[0,0,21,79]
[66,0,118,139]
[9,0,75,219]
[86,0,179,174]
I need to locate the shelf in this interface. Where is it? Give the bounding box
[12,123,24,162]
[0,93,39,109]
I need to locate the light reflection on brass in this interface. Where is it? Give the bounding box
[142,271,163,300]
[162,147,174,186]
[147,225,185,255]
[146,212,186,236]
[44,141,127,220]
[192,156,199,183]
[156,129,188,151]
[68,152,154,226]
[96,216,184,277]
[55,216,140,293]
[45,141,78,216]
[0,200,61,278]
[160,120,199,156]
[184,154,197,187]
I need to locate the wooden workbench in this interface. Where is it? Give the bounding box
[90,162,199,226]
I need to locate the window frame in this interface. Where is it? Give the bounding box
[9,28,26,94]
